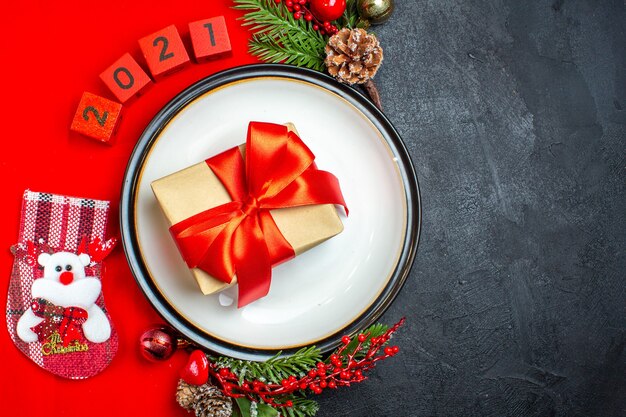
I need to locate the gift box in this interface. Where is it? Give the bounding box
[151,122,347,307]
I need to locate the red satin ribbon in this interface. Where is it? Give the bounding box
[170,122,348,307]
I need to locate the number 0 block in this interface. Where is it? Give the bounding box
[189,16,232,62]
[138,25,190,79]
[70,92,122,144]
[100,53,152,103]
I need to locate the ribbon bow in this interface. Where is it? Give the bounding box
[170,122,348,307]
[31,298,88,346]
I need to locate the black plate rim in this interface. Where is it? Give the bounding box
[119,63,421,360]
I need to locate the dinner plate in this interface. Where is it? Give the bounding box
[120,64,420,360]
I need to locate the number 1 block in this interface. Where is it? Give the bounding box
[189,16,232,63]
[100,53,152,103]
[70,92,122,144]
[138,25,190,79]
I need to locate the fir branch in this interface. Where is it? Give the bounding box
[212,345,322,384]
[249,33,326,71]
[235,0,325,46]
[197,320,405,417]
[233,0,327,70]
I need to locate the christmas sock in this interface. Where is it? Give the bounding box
[6,190,118,379]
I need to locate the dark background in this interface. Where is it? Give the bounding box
[319,1,626,416]
[0,1,623,416]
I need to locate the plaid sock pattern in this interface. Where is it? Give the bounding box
[6,190,118,379]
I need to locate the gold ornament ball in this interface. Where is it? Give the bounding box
[357,0,394,25]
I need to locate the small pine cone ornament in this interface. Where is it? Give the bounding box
[176,380,233,417]
[325,28,383,85]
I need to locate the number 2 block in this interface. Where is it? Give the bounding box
[70,92,122,144]
[189,16,232,62]
[138,25,190,79]
[100,53,152,103]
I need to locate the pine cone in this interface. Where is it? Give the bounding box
[325,28,383,85]
[176,379,233,417]
[176,380,199,411]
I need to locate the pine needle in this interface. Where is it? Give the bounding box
[278,397,320,417]
[213,346,323,416]
[342,0,360,28]
[233,0,327,71]
[212,345,322,384]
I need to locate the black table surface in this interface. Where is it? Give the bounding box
[319,1,625,416]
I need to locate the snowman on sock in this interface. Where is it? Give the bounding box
[16,251,111,345]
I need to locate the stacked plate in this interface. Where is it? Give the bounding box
[120,64,420,360]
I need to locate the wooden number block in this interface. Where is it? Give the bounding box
[189,16,232,62]
[138,25,190,79]
[100,53,152,103]
[70,92,122,144]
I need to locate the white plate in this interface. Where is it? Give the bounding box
[121,65,420,360]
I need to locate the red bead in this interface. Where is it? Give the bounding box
[330,354,339,362]
[355,370,363,378]
[313,24,319,30]
[384,347,394,356]
[308,369,317,377]
[288,375,297,383]
[392,346,400,354]
[358,334,367,343]
[328,380,337,389]
[317,362,326,370]
[286,0,293,6]
[275,0,281,2]
[286,400,293,407]
[219,368,230,377]
[293,4,301,10]
[310,0,346,21]
[341,335,351,344]
[340,371,349,380]
[180,350,209,386]
[281,379,289,387]
[299,382,308,390]
[294,11,302,19]
[320,380,327,388]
